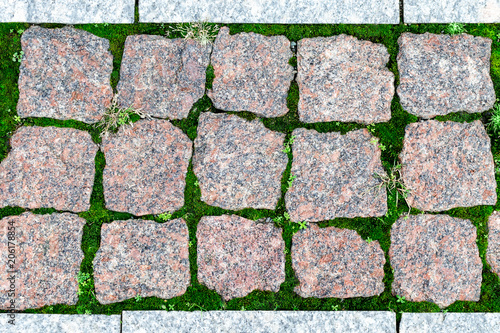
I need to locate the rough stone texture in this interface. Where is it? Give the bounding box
[0,314,121,333]
[193,113,287,210]
[197,215,285,301]
[0,0,134,23]
[297,35,394,124]
[0,126,98,212]
[17,26,114,123]
[0,213,85,311]
[390,214,482,308]
[487,211,500,278]
[123,311,397,333]
[102,119,192,216]
[139,0,400,24]
[93,219,190,304]
[285,128,387,222]
[292,224,386,298]
[208,27,294,118]
[400,313,500,333]
[400,120,496,212]
[117,35,211,120]
[404,0,500,23]
[397,33,496,118]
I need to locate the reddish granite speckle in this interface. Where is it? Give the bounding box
[17,26,113,123]
[285,128,387,222]
[102,119,192,216]
[0,126,98,212]
[0,213,85,310]
[487,211,500,279]
[117,35,211,119]
[297,35,394,124]
[208,27,294,118]
[292,224,385,298]
[93,219,190,304]
[390,214,482,308]
[193,112,288,210]
[197,215,285,301]
[400,120,496,212]
[397,33,496,118]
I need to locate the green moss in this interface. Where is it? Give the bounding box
[0,21,500,318]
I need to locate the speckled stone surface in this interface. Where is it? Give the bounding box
[0,0,134,23]
[390,214,482,308]
[139,0,400,24]
[0,213,85,310]
[400,120,496,212]
[292,224,385,298]
[197,215,285,301]
[117,35,211,119]
[17,26,113,123]
[397,33,496,118]
[193,113,287,210]
[285,128,387,222]
[404,0,500,23]
[207,27,294,118]
[297,35,394,124]
[93,219,190,304]
[400,313,500,333]
[487,211,500,279]
[0,126,98,212]
[122,311,397,333]
[102,119,192,216]
[0,314,121,333]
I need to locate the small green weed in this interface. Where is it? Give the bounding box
[396,295,406,304]
[12,51,23,63]
[282,135,296,154]
[488,103,500,133]
[446,23,466,35]
[158,212,172,221]
[173,21,220,46]
[96,96,150,138]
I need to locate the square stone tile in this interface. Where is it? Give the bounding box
[487,211,500,279]
[297,35,394,124]
[17,26,113,123]
[400,120,496,212]
[285,128,387,222]
[404,0,500,23]
[0,126,98,212]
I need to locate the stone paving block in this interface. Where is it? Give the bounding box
[400,312,500,333]
[93,219,190,304]
[207,27,294,118]
[390,214,482,308]
[117,35,211,119]
[17,26,114,123]
[292,224,385,298]
[193,112,288,210]
[285,128,387,222]
[0,213,85,310]
[0,314,121,333]
[400,120,496,212]
[404,0,500,23]
[139,0,400,24]
[102,119,192,216]
[122,310,397,333]
[487,211,500,278]
[0,126,98,212]
[0,0,134,23]
[297,35,394,124]
[397,33,496,118]
[197,215,285,300]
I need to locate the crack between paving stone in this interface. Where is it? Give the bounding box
[400,0,404,24]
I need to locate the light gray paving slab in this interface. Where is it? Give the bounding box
[400,313,500,333]
[139,0,400,24]
[0,314,120,333]
[122,311,396,333]
[0,0,134,23]
[404,0,500,23]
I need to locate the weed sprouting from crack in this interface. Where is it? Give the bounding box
[487,102,500,134]
[446,22,466,35]
[172,21,220,46]
[372,162,412,215]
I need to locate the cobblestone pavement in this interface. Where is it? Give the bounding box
[0,25,499,317]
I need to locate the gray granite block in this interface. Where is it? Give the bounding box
[122,311,396,333]
[0,314,120,333]
[0,0,134,23]
[404,0,500,23]
[139,0,400,24]
[400,313,500,333]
